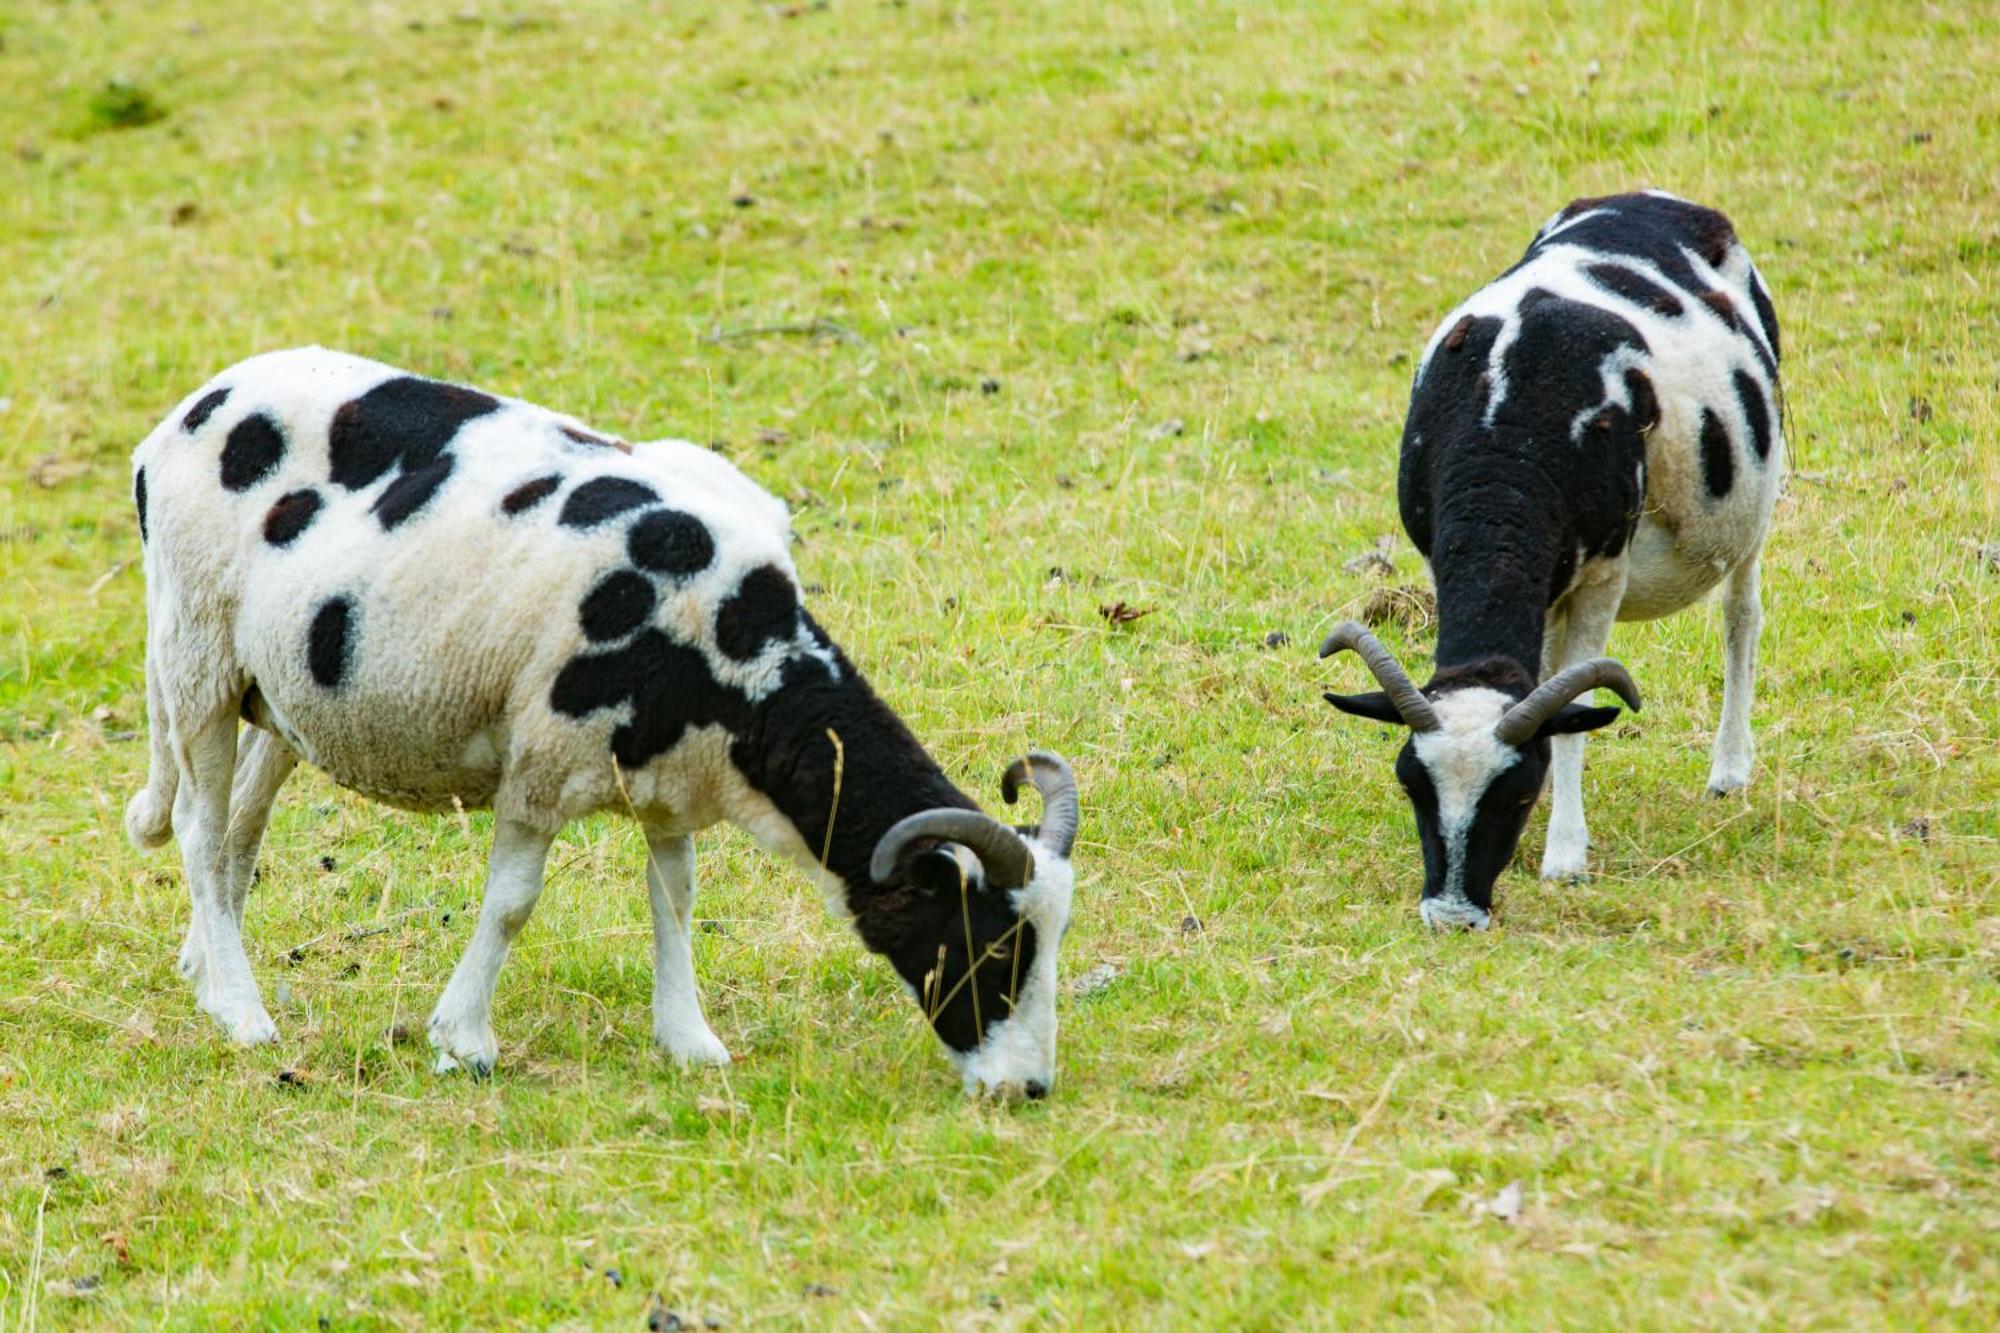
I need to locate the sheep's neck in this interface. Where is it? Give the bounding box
[731,625,977,901]
[1426,485,1558,678]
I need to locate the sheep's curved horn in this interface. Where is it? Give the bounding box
[1318,620,1439,732]
[1494,659,1642,746]
[1002,750,1079,858]
[870,810,1035,890]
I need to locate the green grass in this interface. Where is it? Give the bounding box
[2,0,1997,1325]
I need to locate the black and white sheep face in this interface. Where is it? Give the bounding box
[1376,691,1617,929]
[860,841,1073,1099]
[1324,623,1634,929]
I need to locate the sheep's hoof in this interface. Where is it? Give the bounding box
[432,1049,495,1080]
[227,1008,279,1047]
[657,1024,731,1068]
[1705,774,1751,798]
[428,1013,498,1079]
[1539,854,1591,883]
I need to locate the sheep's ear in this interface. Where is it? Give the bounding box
[1536,703,1622,738]
[1324,690,1407,726]
[906,845,981,897]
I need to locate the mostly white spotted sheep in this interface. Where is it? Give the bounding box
[126,347,1079,1099]
[1323,191,1782,929]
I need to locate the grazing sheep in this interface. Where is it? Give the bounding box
[1323,191,1782,928]
[127,347,1079,1098]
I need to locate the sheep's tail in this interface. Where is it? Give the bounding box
[125,655,177,851]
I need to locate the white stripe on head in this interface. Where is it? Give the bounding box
[1410,687,1518,922]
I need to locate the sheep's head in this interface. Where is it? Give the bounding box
[1319,623,1638,929]
[859,752,1079,1100]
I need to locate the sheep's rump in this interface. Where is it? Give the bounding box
[133,347,807,825]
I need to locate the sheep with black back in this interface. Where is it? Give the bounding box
[1323,192,1783,929]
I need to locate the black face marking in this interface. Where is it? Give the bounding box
[855,865,1039,1053]
[134,467,148,542]
[1700,407,1734,498]
[501,474,562,515]
[262,489,323,547]
[1733,370,1772,460]
[1394,726,1546,919]
[627,508,715,577]
[715,564,801,661]
[578,570,657,642]
[220,413,287,491]
[370,452,454,530]
[182,387,230,433]
[307,597,355,689]
[558,476,659,528]
[1585,262,1684,317]
[328,376,500,491]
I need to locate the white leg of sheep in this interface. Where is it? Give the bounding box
[178,712,280,1045]
[428,819,553,1077]
[1705,557,1763,795]
[177,727,296,988]
[644,830,731,1067]
[1539,564,1628,882]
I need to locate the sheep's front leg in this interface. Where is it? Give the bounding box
[1540,566,1628,882]
[429,819,553,1078]
[178,727,297,989]
[645,829,730,1066]
[177,712,279,1045]
[1705,558,1762,795]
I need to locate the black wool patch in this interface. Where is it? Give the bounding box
[134,468,148,542]
[1733,370,1772,460]
[1624,368,1660,435]
[182,387,231,433]
[1699,408,1735,499]
[307,597,355,689]
[1586,263,1684,317]
[578,570,657,642]
[1748,276,1782,364]
[627,508,715,577]
[715,565,800,661]
[263,489,323,547]
[328,376,500,491]
[550,628,746,769]
[220,413,287,491]
[371,452,455,530]
[558,476,659,528]
[501,474,562,515]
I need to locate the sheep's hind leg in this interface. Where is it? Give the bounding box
[178,727,297,988]
[428,818,553,1078]
[178,711,279,1045]
[645,829,730,1067]
[1705,558,1762,796]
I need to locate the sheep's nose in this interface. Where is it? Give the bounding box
[1023,1079,1050,1101]
[1418,897,1491,932]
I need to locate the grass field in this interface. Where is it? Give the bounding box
[2,0,1997,1326]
